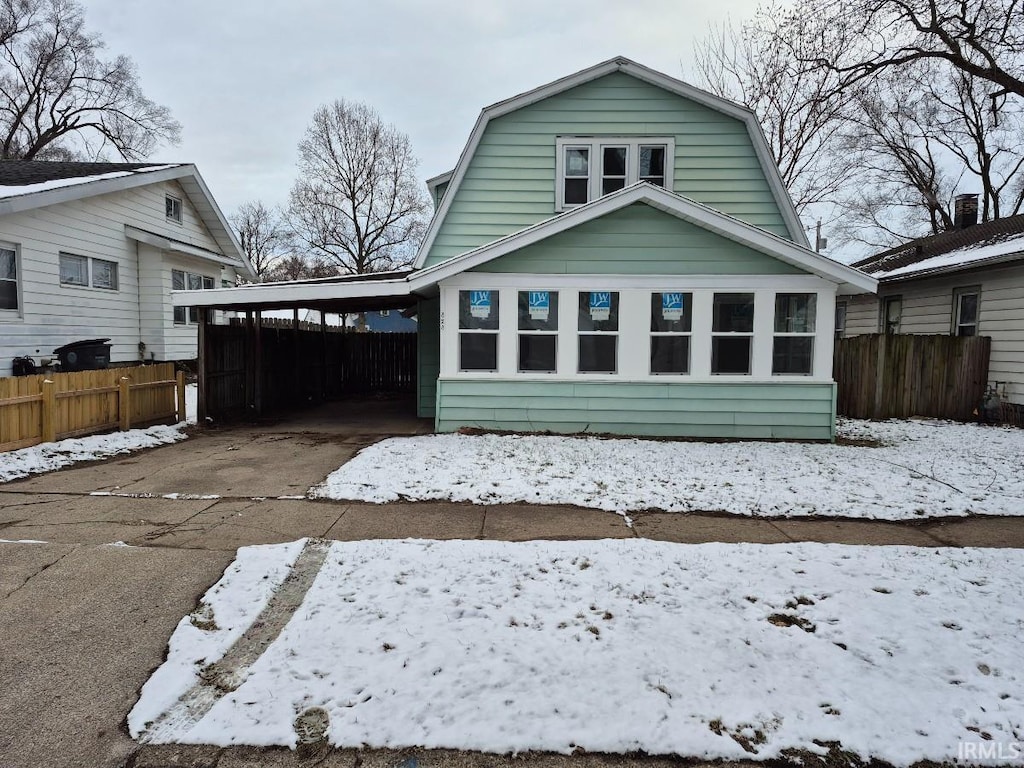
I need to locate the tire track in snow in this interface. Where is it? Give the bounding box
[138,537,332,743]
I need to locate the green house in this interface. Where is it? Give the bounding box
[182,57,877,440]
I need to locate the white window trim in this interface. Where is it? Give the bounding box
[555,136,675,211]
[0,241,22,319]
[439,277,837,383]
[952,286,981,337]
[166,194,183,224]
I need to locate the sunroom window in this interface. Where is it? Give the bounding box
[458,289,499,371]
[650,292,692,374]
[518,291,558,373]
[711,293,754,375]
[578,291,618,373]
[773,293,816,375]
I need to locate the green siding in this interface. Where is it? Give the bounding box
[424,71,791,267]
[471,203,805,275]
[416,297,440,417]
[436,380,836,440]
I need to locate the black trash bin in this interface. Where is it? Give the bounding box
[53,338,112,371]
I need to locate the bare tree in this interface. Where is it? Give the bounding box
[287,99,430,274]
[230,200,286,281]
[694,7,858,214]
[265,253,339,282]
[836,59,1024,248]
[780,0,1024,100]
[0,0,180,160]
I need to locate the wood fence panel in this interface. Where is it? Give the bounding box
[834,334,991,420]
[0,363,180,452]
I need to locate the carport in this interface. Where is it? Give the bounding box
[172,271,433,422]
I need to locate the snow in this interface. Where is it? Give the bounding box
[0,166,180,200]
[129,540,306,734]
[872,233,1024,278]
[0,539,47,544]
[131,538,1024,764]
[311,419,1024,520]
[0,424,188,483]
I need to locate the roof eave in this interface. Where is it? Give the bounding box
[877,250,1024,283]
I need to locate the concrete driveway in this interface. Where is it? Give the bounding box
[2,403,1023,768]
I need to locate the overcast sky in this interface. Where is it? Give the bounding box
[86,0,763,218]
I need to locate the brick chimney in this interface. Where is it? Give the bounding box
[954,194,979,229]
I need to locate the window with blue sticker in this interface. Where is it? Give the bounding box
[458,290,499,371]
[518,291,558,373]
[578,291,618,373]
[650,292,692,374]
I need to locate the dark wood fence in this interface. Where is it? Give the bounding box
[834,334,991,420]
[202,322,416,419]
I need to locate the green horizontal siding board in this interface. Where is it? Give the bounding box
[424,71,792,268]
[435,379,835,439]
[470,204,805,276]
[417,298,440,418]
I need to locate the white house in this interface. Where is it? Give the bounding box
[0,161,254,376]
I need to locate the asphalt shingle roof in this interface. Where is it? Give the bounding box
[853,214,1024,276]
[0,160,170,186]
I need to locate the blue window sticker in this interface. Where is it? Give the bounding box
[528,291,550,321]
[662,292,683,321]
[470,290,492,319]
[589,291,611,321]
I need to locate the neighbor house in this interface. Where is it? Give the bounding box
[0,161,254,376]
[840,195,1024,408]
[176,57,876,440]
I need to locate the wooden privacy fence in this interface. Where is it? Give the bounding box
[0,363,186,452]
[834,334,991,420]
[202,322,416,419]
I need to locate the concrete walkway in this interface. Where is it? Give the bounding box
[2,416,1024,768]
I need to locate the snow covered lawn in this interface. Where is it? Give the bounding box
[0,381,196,483]
[0,423,189,483]
[131,538,1024,764]
[311,419,1024,520]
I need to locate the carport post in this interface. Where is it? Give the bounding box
[254,309,263,416]
[244,310,254,411]
[320,313,328,401]
[197,307,208,423]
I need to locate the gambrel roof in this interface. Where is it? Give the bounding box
[413,56,810,269]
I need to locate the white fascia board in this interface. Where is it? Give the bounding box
[410,183,877,294]
[174,169,256,279]
[425,170,453,191]
[125,225,243,269]
[412,56,808,268]
[171,277,414,308]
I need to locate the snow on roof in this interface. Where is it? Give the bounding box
[872,230,1024,279]
[0,165,180,200]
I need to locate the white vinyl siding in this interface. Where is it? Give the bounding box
[0,180,232,374]
[840,262,1024,405]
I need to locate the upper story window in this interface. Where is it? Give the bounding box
[555,137,674,211]
[166,195,183,224]
[0,244,18,312]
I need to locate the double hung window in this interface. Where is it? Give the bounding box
[650,292,692,374]
[773,293,816,375]
[711,293,754,375]
[518,291,558,373]
[0,245,17,311]
[458,289,499,371]
[578,291,618,373]
[953,288,980,336]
